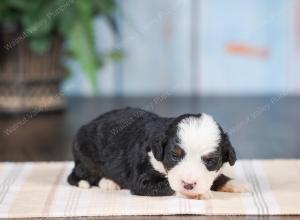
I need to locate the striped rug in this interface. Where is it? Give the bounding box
[0,160,299,218]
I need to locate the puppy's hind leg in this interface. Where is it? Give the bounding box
[98,178,121,191]
[67,163,101,189]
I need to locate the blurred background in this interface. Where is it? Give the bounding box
[65,0,299,97]
[0,0,299,161]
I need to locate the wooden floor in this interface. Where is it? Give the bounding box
[0,96,299,220]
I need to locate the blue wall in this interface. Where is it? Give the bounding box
[62,0,300,96]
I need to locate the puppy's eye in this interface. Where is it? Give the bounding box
[171,152,179,159]
[202,158,215,165]
[170,147,184,160]
[202,153,218,166]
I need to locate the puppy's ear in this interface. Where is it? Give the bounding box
[222,133,236,166]
[151,134,167,161]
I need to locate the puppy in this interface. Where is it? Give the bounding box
[68,107,247,199]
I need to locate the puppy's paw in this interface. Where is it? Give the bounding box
[98,178,121,191]
[192,191,213,200]
[179,191,213,200]
[78,180,91,189]
[219,179,249,193]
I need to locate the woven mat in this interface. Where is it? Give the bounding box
[0,160,299,218]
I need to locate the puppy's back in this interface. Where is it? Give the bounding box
[74,107,158,159]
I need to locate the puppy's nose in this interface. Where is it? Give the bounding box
[182,180,197,190]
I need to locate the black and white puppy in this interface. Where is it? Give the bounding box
[68,107,247,199]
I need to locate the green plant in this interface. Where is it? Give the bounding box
[0,0,122,93]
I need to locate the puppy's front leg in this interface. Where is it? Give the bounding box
[131,172,174,196]
[211,174,249,193]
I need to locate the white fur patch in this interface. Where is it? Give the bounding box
[177,113,220,154]
[167,114,221,197]
[98,178,121,191]
[148,151,167,175]
[78,180,90,189]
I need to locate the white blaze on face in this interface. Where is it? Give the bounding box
[167,114,221,196]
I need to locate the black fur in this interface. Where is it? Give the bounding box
[210,174,231,191]
[67,107,236,196]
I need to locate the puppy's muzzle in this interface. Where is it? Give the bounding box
[182,180,197,190]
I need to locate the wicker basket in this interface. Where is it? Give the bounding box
[0,24,65,114]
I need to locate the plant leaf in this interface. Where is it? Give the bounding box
[28,35,52,55]
[67,20,102,93]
